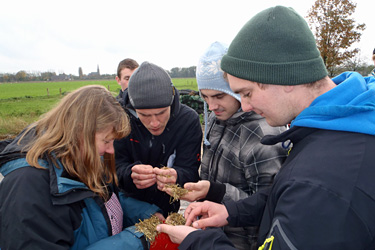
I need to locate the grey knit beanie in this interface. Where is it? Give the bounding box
[128,61,175,109]
[221,5,328,85]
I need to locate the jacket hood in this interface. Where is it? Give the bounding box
[291,72,375,135]
[0,127,33,166]
[0,128,93,204]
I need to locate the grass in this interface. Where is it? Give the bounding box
[0,78,197,139]
[0,80,119,99]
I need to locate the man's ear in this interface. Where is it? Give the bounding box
[115,76,121,85]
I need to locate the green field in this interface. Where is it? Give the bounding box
[0,78,197,139]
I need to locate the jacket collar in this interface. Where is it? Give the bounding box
[261,126,318,149]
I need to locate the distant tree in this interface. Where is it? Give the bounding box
[342,51,365,72]
[168,66,196,78]
[307,0,366,76]
[169,67,180,78]
[15,70,27,81]
[0,74,9,82]
[79,67,83,79]
[41,71,56,81]
[188,66,196,77]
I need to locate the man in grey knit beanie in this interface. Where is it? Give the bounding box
[157,5,375,250]
[114,61,202,217]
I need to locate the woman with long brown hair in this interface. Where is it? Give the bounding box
[0,85,163,249]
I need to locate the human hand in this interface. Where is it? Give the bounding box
[180,181,210,202]
[156,224,198,244]
[131,164,156,189]
[154,167,177,191]
[153,212,165,222]
[184,201,229,229]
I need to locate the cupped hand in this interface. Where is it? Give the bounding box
[131,164,156,189]
[154,167,177,191]
[179,181,210,202]
[156,224,198,244]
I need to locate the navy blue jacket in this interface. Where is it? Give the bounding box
[180,126,375,250]
[114,88,202,217]
[178,73,375,249]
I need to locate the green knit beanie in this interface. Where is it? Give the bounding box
[221,5,328,85]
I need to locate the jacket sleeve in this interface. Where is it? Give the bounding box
[172,113,202,185]
[179,228,236,250]
[177,189,269,250]
[84,194,162,250]
[84,226,147,250]
[257,182,372,250]
[118,192,162,227]
[0,167,78,250]
[114,135,141,193]
[224,186,270,227]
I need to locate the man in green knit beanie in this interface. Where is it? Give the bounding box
[157,5,375,250]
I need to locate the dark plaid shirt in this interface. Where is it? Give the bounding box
[200,110,287,250]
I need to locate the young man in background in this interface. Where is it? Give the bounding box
[115,58,139,106]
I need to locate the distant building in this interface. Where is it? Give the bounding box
[88,65,100,78]
[51,73,72,81]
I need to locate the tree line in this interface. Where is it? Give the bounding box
[1,62,373,83]
[0,67,197,83]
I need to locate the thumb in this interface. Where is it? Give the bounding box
[156,224,173,234]
[191,217,210,229]
[184,182,197,191]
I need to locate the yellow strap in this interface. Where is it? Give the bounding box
[258,236,274,250]
[288,147,292,155]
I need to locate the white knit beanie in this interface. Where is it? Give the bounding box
[196,42,241,147]
[196,41,240,101]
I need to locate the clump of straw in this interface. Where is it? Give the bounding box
[164,184,189,203]
[165,212,186,226]
[135,215,161,242]
[135,213,186,243]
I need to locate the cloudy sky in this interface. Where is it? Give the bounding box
[0,0,373,76]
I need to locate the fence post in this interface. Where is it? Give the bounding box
[47,88,49,96]
[59,88,62,96]
[108,85,110,91]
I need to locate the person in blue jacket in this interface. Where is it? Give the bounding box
[371,48,375,77]
[0,85,163,250]
[156,6,375,250]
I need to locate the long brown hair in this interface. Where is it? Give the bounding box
[20,85,130,199]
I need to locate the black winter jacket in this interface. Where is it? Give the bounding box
[179,126,375,250]
[114,88,202,216]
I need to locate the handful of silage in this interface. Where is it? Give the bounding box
[165,184,189,203]
[159,166,172,178]
[135,213,186,247]
[135,215,161,242]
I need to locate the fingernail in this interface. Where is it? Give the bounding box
[156,225,161,231]
[192,222,198,228]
